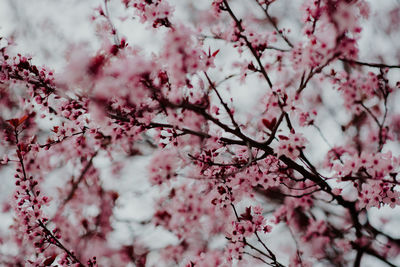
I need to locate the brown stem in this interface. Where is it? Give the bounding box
[222,0,274,89]
[341,59,400,69]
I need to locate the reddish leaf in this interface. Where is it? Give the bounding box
[18,114,29,125]
[16,150,22,160]
[278,135,289,140]
[262,117,277,130]
[6,118,20,128]
[212,49,220,57]
[42,255,57,266]
[6,115,29,128]
[239,206,253,221]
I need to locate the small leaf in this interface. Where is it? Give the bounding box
[18,114,29,125]
[262,117,277,130]
[278,135,289,140]
[239,206,253,221]
[6,118,20,128]
[212,49,220,57]
[6,115,29,128]
[42,255,57,266]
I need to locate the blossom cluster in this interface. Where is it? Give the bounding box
[0,0,399,266]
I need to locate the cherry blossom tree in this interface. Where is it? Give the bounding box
[1,0,400,266]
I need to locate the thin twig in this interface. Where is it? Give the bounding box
[341,59,400,69]
[255,0,293,48]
